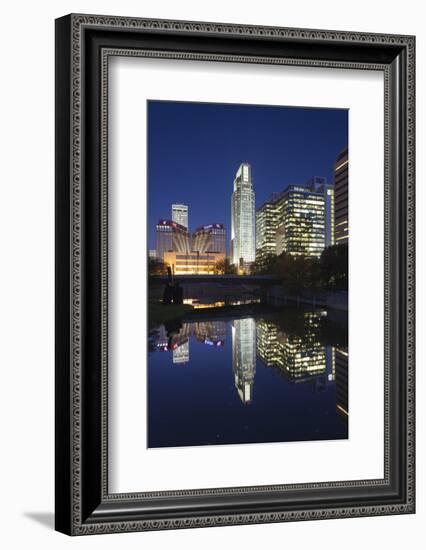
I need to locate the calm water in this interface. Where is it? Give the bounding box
[148,309,348,448]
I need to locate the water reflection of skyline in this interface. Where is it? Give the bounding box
[151,312,348,419]
[155,320,226,365]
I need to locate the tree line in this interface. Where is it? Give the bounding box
[251,243,348,291]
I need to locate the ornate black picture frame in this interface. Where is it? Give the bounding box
[55,14,415,535]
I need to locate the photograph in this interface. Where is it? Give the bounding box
[52,10,415,537]
[147,100,349,448]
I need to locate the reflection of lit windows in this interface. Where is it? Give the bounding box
[256,312,336,385]
[173,341,190,364]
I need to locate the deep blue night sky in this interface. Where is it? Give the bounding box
[148,100,348,251]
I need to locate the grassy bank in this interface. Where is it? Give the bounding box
[148,300,268,326]
[149,301,194,327]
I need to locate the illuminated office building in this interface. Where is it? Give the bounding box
[231,163,256,271]
[232,318,256,404]
[256,177,334,261]
[193,224,226,255]
[155,219,190,261]
[163,251,225,275]
[275,185,326,258]
[255,199,280,268]
[171,203,188,229]
[160,221,226,276]
[334,148,349,245]
[148,249,157,260]
[306,176,335,248]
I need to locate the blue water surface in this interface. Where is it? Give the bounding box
[148,312,348,448]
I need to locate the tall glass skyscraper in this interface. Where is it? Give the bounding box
[306,176,335,248]
[275,185,325,258]
[255,177,333,261]
[231,163,255,270]
[334,148,349,245]
[255,199,280,268]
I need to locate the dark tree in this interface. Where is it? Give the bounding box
[320,243,348,290]
[148,257,169,277]
[215,257,237,275]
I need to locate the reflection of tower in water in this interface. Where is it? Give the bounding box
[168,322,191,365]
[172,341,190,364]
[232,318,256,404]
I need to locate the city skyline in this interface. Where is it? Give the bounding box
[148,99,349,449]
[148,100,348,252]
[153,158,345,271]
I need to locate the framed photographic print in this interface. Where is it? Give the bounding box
[55,14,415,535]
